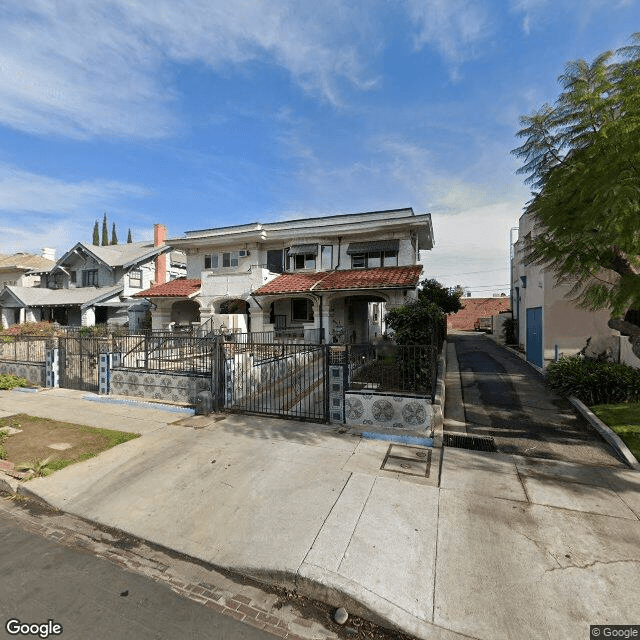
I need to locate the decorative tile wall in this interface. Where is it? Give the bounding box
[344,391,434,432]
[0,361,46,386]
[109,368,211,405]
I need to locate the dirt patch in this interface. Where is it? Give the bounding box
[0,414,139,476]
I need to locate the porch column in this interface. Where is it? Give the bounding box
[81,306,95,327]
[18,308,26,324]
[152,303,172,331]
[25,308,38,323]
[1,308,12,328]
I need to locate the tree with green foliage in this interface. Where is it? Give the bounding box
[111,222,118,245]
[385,278,455,347]
[512,34,640,356]
[127,228,132,243]
[417,278,463,314]
[92,221,99,246]
[101,212,109,246]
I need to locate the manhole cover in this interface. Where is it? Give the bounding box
[443,433,496,452]
[381,444,432,477]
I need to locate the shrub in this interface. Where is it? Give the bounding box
[0,322,58,337]
[502,317,517,344]
[545,356,640,405]
[0,374,28,390]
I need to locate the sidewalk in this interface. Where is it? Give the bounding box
[1,386,639,640]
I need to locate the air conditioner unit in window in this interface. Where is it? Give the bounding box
[238,250,247,257]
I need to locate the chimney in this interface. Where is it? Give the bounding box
[42,247,56,261]
[154,224,167,285]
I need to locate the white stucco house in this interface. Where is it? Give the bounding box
[511,209,626,368]
[136,208,434,342]
[0,225,186,330]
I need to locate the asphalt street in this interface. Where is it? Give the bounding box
[449,332,626,467]
[0,512,273,640]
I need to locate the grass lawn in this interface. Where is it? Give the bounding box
[590,402,640,462]
[0,414,140,478]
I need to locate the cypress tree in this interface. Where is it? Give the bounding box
[92,221,99,245]
[127,228,132,243]
[111,222,118,245]
[101,212,108,246]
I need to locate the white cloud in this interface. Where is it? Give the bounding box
[403,0,493,76]
[0,0,379,139]
[0,163,148,253]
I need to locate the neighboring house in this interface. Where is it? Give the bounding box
[511,210,617,368]
[0,225,186,330]
[447,297,510,331]
[136,208,434,342]
[0,250,56,289]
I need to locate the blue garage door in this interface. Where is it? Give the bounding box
[526,307,543,367]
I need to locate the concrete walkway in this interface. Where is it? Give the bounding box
[1,383,639,640]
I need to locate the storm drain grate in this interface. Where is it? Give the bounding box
[443,433,496,452]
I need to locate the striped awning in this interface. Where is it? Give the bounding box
[346,239,399,254]
[287,244,318,256]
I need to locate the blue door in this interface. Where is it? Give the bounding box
[526,307,543,367]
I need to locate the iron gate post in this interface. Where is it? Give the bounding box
[45,348,59,388]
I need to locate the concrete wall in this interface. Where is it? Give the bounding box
[110,368,211,404]
[0,360,46,386]
[344,391,434,432]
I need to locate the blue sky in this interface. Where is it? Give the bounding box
[1,1,638,296]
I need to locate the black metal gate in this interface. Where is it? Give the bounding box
[214,340,328,422]
[58,336,105,393]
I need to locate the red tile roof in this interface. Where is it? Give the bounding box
[447,297,510,330]
[254,266,422,295]
[133,278,201,298]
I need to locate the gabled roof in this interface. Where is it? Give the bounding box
[254,266,422,295]
[1,285,123,309]
[133,278,201,298]
[56,241,168,272]
[0,253,55,272]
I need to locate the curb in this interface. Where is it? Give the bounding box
[568,396,640,471]
[0,483,464,640]
[432,341,446,446]
[82,394,195,415]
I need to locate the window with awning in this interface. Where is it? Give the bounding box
[346,240,399,268]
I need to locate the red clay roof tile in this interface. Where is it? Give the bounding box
[133,278,201,298]
[254,266,422,295]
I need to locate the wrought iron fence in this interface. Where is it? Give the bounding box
[0,335,50,362]
[115,333,215,373]
[346,342,438,395]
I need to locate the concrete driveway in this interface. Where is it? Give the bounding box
[1,388,639,640]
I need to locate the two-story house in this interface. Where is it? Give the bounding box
[136,208,434,342]
[0,225,186,330]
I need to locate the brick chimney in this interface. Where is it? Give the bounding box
[154,224,167,285]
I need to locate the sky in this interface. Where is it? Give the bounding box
[0,1,638,296]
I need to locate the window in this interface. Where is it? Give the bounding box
[350,250,398,269]
[82,269,98,286]
[383,251,398,267]
[291,298,313,322]
[293,253,315,270]
[267,249,285,274]
[222,252,239,268]
[204,254,219,269]
[70,271,77,284]
[321,245,333,270]
[129,268,142,288]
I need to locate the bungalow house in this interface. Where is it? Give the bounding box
[0,250,56,289]
[0,225,186,330]
[136,208,434,342]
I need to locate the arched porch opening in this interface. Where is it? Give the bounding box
[170,299,201,330]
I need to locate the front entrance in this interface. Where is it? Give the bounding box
[58,336,105,392]
[214,340,328,421]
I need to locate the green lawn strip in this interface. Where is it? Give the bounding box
[590,402,640,462]
[0,414,140,477]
